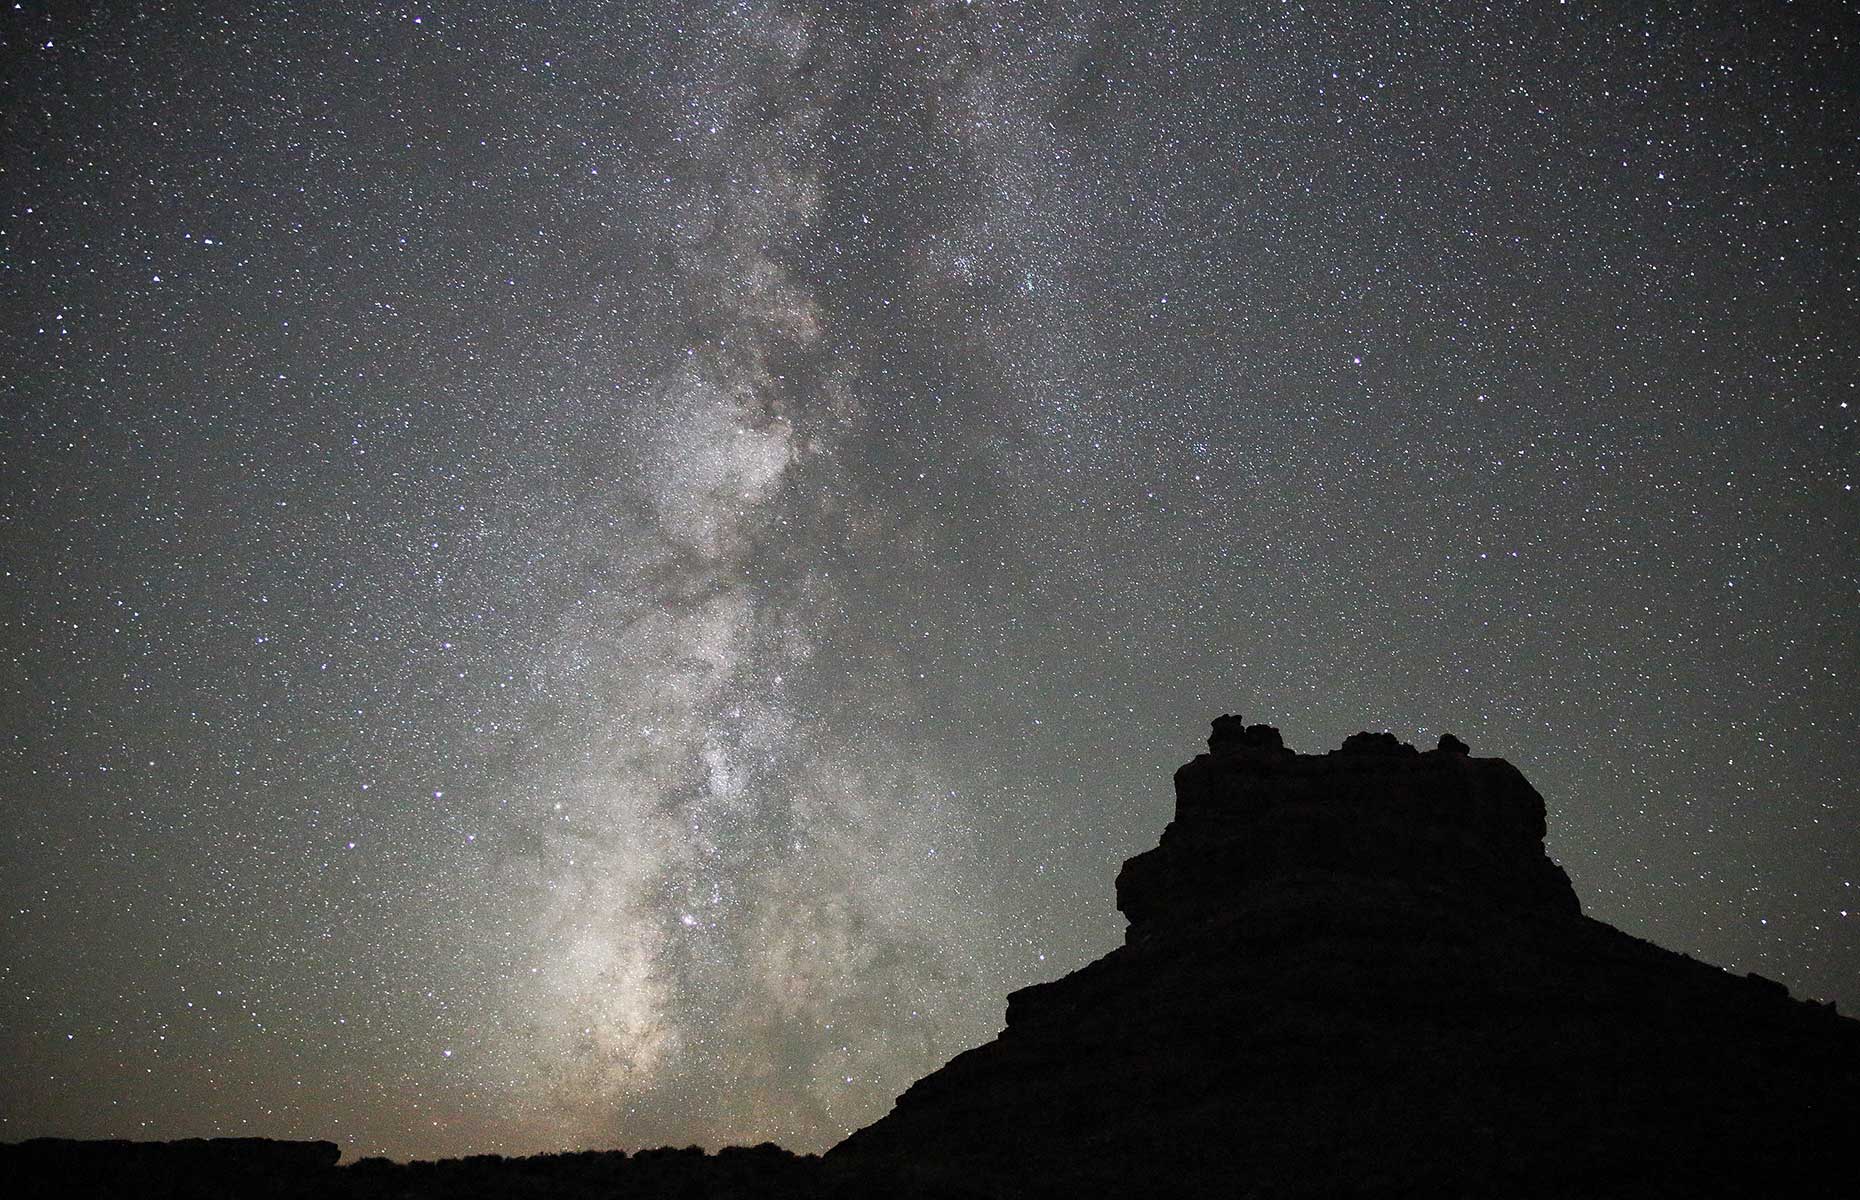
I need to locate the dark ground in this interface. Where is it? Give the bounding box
[8,725,1857,1199]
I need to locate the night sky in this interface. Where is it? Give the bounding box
[3,0,1856,1162]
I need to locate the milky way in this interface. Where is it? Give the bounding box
[3,0,1856,1160]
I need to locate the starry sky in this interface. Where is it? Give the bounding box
[3,0,1856,1163]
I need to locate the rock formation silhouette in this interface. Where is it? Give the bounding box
[827,718,1859,1197]
[7,717,1856,1197]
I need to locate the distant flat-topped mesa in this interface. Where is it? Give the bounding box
[3,1138,341,1199]
[829,717,1859,1199]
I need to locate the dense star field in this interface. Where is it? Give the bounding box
[3,0,1855,1162]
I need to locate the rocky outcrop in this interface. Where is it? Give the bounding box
[1117,719,1580,936]
[829,718,1860,1198]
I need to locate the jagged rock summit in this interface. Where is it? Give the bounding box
[1118,716,1581,940]
[829,718,1859,1198]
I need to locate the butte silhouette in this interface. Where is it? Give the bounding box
[826,717,1857,1197]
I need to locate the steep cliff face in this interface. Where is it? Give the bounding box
[829,719,1859,1198]
[1117,720,1580,937]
